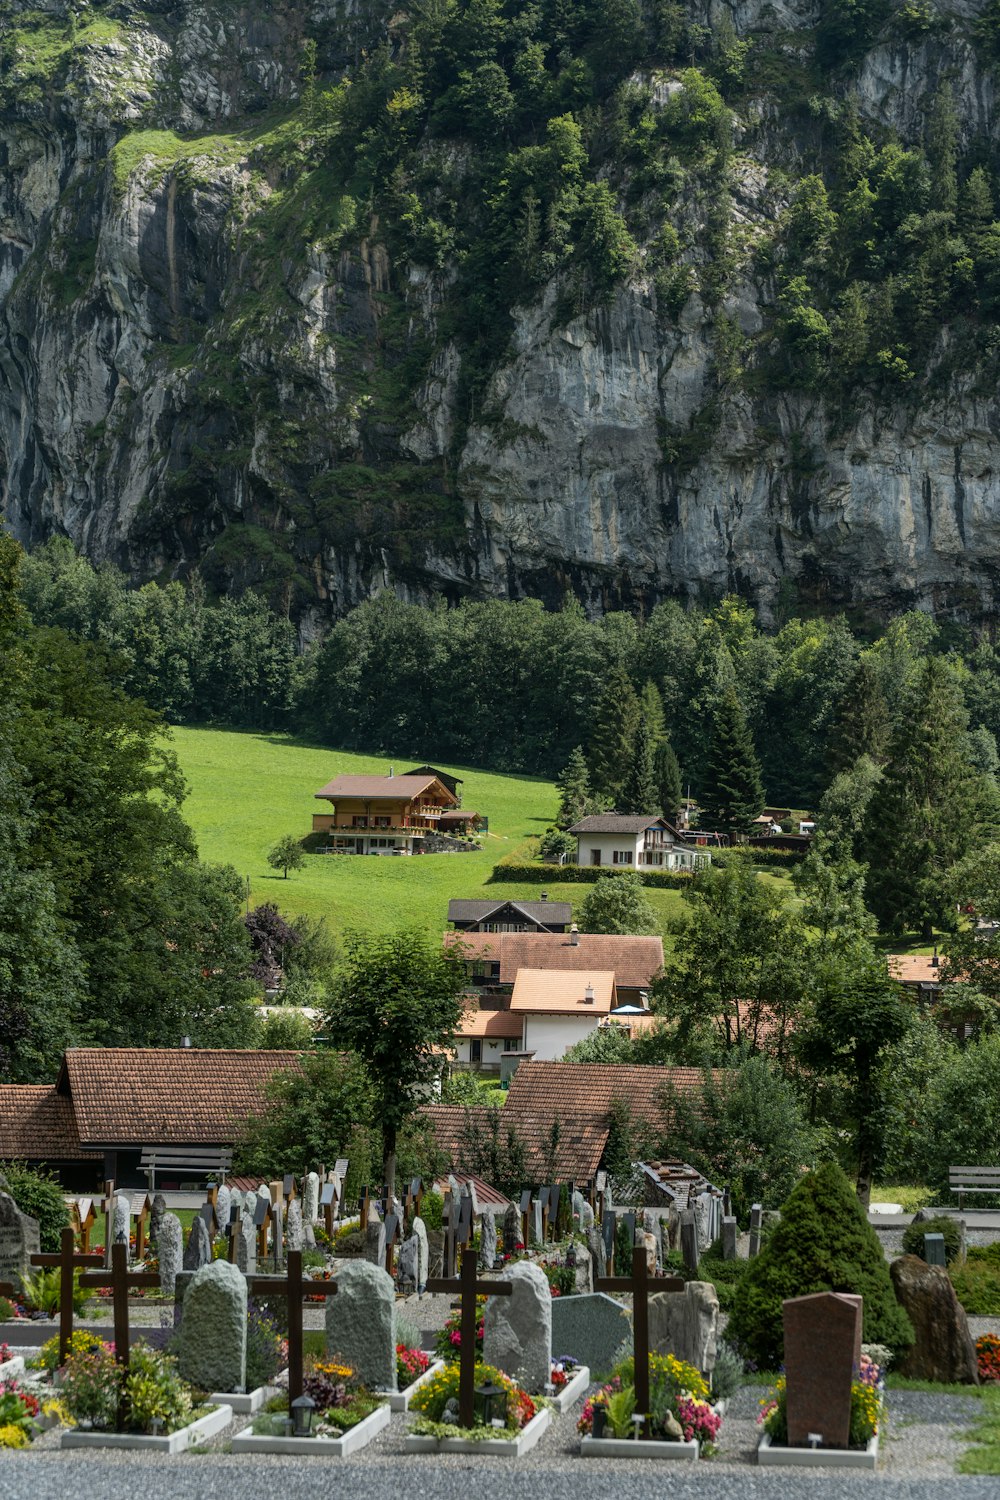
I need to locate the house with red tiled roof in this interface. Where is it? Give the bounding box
[444,928,664,1006]
[420,1103,612,1180]
[312,771,458,855]
[567,814,712,872]
[0,1049,304,1189]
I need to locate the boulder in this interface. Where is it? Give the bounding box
[649,1280,719,1373]
[325,1260,397,1391]
[483,1261,552,1393]
[175,1260,248,1393]
[890,1254,979,1384]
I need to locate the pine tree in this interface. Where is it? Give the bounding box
[654,738,683,822]
[588,664,640,806]
[639,680,666,746]
[620,715,659,815]
[555,746,593,829]
[827,655,891,774]
[862,657,997,938]
[699,687,764,837]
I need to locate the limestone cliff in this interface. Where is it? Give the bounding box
[2,0,1000,622]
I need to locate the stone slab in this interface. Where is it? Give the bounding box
[231,1402,390,1457]
[60,1403,231,1453]
[580,1435,700,1460]
[404,1405,551,1456]
[757,1432,879,1469]
[551,1292,631,1373]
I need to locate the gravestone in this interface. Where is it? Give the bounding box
[236,1215,257,1274]
[649,1281,720,1372]
[748,1203,763,1258]
[483,1261,552,1393]
[680,1211,699,1275]
[642,1230,658,1273]
[696,1191,717,1251]
[257,1184,271,1206]
[480,1208,497,1270]
[398,1234,419,1290]
[573,1243,594,1295]
[783,1291,863,1448]
[579,1199,595,1231]
[0,1191,40,1292]
[214,1185,232,1239]
[587,1224,607,1280]
[550,1291,631,1371]
[286,1199,304,1252]
[175,1260,248,1393]
[364,1219,386,1267]
[530,1197,543,1246]
[721,1216,738,1261]
[158,1212,183,1295]
[412,1215,429,1292]
[112,1193,131,1246]
[183,1214,212,1272]
[924,1233,947,1267]
[304,1172,320,1224]
[150,1193,167,1248]
[891,1255,978,1384]
[502,1204,519,1257]
[573,1190,587,1225]
[229,1188,244,1219]
[325,1260,397,1391]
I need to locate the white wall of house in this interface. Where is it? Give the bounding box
[520,1012,603,1060]
[574,832,710,871]
[451,1036,522,1070]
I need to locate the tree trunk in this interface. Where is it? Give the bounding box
[855,1056,874,1209]
[382,1120,397,1201]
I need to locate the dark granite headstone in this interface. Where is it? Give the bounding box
[0,1191,39,1291]
[721,1215,738,1261]
[924,1232,947,1267]
[503,1203,519,1256]
[680,1210,699,1275]
[748,1202,763,1258]
[783,1291,862,1449]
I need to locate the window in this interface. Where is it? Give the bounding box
[503,1036,520,1052]
[470,1039,483,1063]
[612,849,633,865]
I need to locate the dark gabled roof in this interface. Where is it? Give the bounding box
[568,814,673,835]
[447,899,573,926]
[56,1049,306,1147]
[0,1086,101,1162]
[403,766,463,798]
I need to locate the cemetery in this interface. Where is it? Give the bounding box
[0,1153,999,1484]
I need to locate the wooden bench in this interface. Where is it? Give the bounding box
[140,1146,232,1192]
[949,1166,1000,1209]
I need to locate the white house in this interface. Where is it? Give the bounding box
[567,814,712,872]
[509,968,618,1060]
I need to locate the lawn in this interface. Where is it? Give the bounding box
[168,726,562,937]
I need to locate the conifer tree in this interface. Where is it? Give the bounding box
[862,657,998,938]
[588,664,640,806]
[699,687,764,837]
[639,680,666,746]
[654,738,683,822]
[620,715,659,815]
[555,746,594,829]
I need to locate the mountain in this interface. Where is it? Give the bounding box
[2,0,1000,622]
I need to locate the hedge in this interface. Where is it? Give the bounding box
[486,861,697,889]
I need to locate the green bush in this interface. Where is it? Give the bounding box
[950,1244,1000,1314]
[698,1251,749,1311]
[488,860,696,888]
[0,1297,15,1321]
[901,1216,962,1265]
[0,1161,70,1253]
[727,1161,914,1369]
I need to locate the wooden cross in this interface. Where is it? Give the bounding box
[133,1194,152,1261]
[383,1213,400,1279]
[101,1179,115,1267]
[247,1249,337,1405]
[78,1241,161,1373]
[30,1226,104,1365]
[359,1186,370,1231]
[427,1247,513,1428]
[596,1245,684,1419]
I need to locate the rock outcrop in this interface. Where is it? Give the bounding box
[890,1253,980,1385]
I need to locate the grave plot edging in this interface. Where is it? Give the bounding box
[385,1359,446,1412]
[404,1405,552,1456]
[551,1366,590,1413]
[757,1431,879,1469]
[0,1355,25,1380]
[580,1433,700,1460]
[230,1400,390,1456]
[208,1384,273,1414]
[60,1402,232,1453]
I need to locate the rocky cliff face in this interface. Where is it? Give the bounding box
[2,0,1000,623]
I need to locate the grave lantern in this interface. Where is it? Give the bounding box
[475,1378,505,1428]
[291,1393,316,1438]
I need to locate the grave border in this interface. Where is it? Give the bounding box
[551,1364,590,1413]
[404,1404,552,1456]
[757,1430,879,1469]
[0,1354,25,1380]
[580,1433,700,1460]
[230,1399,391,1456]
[208,1383,274,1414]
[60,1401,232,1453]
[385,1357,446,1412]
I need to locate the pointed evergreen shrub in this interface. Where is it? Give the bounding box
[727,1160,914,1369]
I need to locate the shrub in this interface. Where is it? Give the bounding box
[123,1345,191,1434]
[245,1303,285,1390]
[727,1161,914,1370]
[411,1360,535,1432]
[950,1244,1000,1314]
[60,1342,121,1428]
[0,1162,70,1253]
[0,1300,15,1322]
[901,1216,962,1264]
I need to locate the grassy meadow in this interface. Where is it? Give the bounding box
[169,726,794,942]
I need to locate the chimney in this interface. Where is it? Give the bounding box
[583,983,595,1005]
[389,766,394,778]
[932,947,939,969]
[540,892,548,902]
[570,923,580,946]
[181,1035,192,1048]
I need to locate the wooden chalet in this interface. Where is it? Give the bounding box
[312,770,458,855]
[447,896,573,933]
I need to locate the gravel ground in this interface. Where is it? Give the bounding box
[0,1365,995,1497]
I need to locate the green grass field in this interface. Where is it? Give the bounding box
[169,726,791,941]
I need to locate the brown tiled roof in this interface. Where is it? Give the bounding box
[419,1104,609,1180]
[567,815,671,835]
[0,1086,101,1162]
[499,933,664,990]
[314,774,454,801]
[444,932,499,960]
[57,1049,305,1146]
[454,1008,524,1039]
[503,1061,723,1134]
[889,954,948,984]
[510,969,617,1013]
[432,1172,512,1211]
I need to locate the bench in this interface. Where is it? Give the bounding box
[140,1147,232,1192]
[949,1166,1000,1209]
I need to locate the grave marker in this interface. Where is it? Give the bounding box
[924,1232,947,1268]
[29,1225,103,1364]
[783,1291,862,1449]
[748,1202,763,1258]
[0,1191,40,1292]
[427,1247,513,1427]
[248,1249,338,1404]
[596,1245,684,1420]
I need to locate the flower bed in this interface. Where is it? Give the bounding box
[977,1333,1000,1382]
[756,1354,883,1469]
[233,1354,390,1454]
[434,1298,484,1361]
[550,1357,590,1413]
[388,1347,444,1412]
[61,1403,232,1453]
[577,1352,720,1459]
[405,1359,550,1454]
